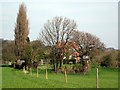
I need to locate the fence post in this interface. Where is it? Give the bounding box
[64,66,67,83]
[46,63,48,79]
[23,66,26,74]
[37,66,38,77]
[30,67,32,76]
[96,68,99,88]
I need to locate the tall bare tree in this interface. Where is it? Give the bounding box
[14,3,29,60]
[71,31,105,72]
[40,17,77,72]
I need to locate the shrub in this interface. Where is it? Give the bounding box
[101,54,112,67]
[92,50,119,68]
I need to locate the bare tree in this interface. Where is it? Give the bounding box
[14,3,29,60]
[40,17,77,72]
[71,31,105,72]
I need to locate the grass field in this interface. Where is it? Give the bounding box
[1,66,118,88]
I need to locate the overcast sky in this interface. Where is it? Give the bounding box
[0,0,119,49]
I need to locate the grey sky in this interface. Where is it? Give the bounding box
[0,0,118,49]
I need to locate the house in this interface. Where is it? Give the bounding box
[56,41,80,63]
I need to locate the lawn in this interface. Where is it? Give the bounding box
[1,66,118,88]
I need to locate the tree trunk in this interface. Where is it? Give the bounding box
[59,59,62,68]
[56,60,59,73]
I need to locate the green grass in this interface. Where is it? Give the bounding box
[1,66,118,88]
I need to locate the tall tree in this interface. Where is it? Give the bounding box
[40,17,77,72]
[14,3,29,60]
[71,31,105,72]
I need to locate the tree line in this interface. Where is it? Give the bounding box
[2,3,119,73]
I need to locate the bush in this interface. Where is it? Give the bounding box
[101,54,111,67]
[100,51,119,68]
[0,64,12,67]
[92,50,119,68]
[61,64,83,74]
[63,59,76,64]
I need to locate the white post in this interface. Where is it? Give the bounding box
[96,68,99,88]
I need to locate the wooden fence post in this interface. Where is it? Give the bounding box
[23,66,26,74]
[30,67,32,76]
[37,66,38,77]
[64,66,67,83]
[96,68,99,88]
[46,63,48,79]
